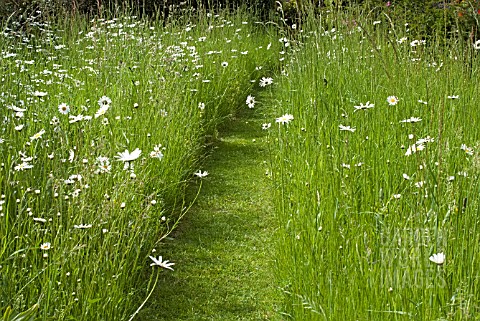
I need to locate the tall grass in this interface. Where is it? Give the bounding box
[267,8,480,320]
[0,9,279,319]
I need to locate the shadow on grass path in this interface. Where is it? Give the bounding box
[139,108,279,320]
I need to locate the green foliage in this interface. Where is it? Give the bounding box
[0,9,280,320]
[0,0,277,21]
[361,0,480,40]
[267,9,480,320]
[1,304,38,321]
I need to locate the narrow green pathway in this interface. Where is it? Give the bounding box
[140,108,278,320]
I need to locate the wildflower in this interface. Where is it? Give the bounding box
[246,95,255,109]
[30,129,45,140]
[400,117,422,123]
[58,103,70,114]
[410,40,425,47]
[262,123,271,130]
[221,61,228,67]
[95,105,109,118]
[194,170,208,178]
[405,144,425,156]
[417,99,428,105]
[7,105,26,112]
[393,194,401,199]
[460,144,474,156]
[14,162,33,171]
[69,149,75,163]
[15,124,24,131]
[429,252,445,265]
[339,125,356,132]
[33,91,48,97]
[447,95,459,99]
[98,96,112,107]
[416,136,434,144]
[474,40,480,50]
[198,103,205,110]
[403,173,410,180]
[95,156,111,174]
[353,101,374,112]
[149,256,175,270]
[33,217,47,223]
[387,96,399,105]
[259,77,273,87]
[276,114,294,124]
[115,148,141,162]
[69,114,87,123]
[415,181,425,188]
[458,171,468,177]
[50,116,60,126]
[74,224,92,229]
[40,242,51,250]
[150,145,164,160]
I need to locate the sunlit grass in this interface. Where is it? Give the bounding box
[266,9,480,321]
[0,9,280,319]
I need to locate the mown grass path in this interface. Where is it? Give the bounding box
[139,108,279,320]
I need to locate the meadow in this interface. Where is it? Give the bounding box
[266,7,480,321]
[2,2,480,320]
[0,8,279,320]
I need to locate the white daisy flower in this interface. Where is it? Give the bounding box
[460,144,474,156]
[95,105,109,118]
[30,129,45,141]
[474,40,480,50]
[74,224,92,229]
[259,77,273,87]
[194,170,208,178]
[387,96,399,105]
[150,145,165,160]
[353,101,374,112]
[149,255,175,270]
[246,95,255,108]
[400,117,422,123]
[262,123,271,130]
[14,162,33,171]
[429,252,445,265]
[115,148,142,162]
[339,125,356,132]
[58,103,70,114]
[40,242,51,250]
[275,114,294,124]
[98,95,112,107]
[33,91,48,97]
